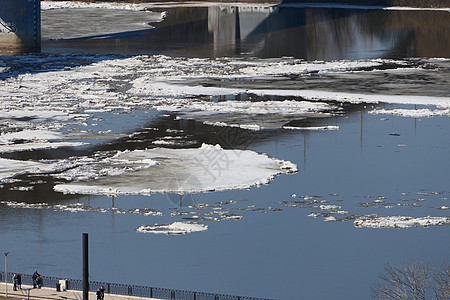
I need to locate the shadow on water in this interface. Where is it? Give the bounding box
[2,6,448,79]
[42,6,450,59]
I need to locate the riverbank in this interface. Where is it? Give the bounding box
[43,0,450,8]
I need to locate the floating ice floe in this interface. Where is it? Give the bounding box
[53,152,159,182]
[41,1,156,11]
[0,201,49,209]
[0,201,163,216]
[0,130,63,142]
[136,222,208,235]
[54,144,297,196]
[1,55,448,148]
[0,142,88,153]
[160,99,337,130]
[370,108,450,118]
[0,158,56,182]
[174,209,243,222]
[0,129,88,153]
[283,125,339,131]
[353,216,450,229]
[152,80,450,107]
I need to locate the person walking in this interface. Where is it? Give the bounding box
[32,271,41,288]
[17,273,22,289]
[32,271,38,288]
[13,273,18,291]
[96,287,103,300]
[37,275,43,288]
[100,286,105,299]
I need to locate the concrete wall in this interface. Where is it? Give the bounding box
[0,0,41,53]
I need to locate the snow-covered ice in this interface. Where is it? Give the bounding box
[370,108,450,118]
[1,55,448,148]
[0,158,54,182]
[0,200,163,216]
[354,216,450,228]
[41,1,155,11]
[283,125,339,131]
[1,130,65,142]
[0,142,88,153]
[137,222,208,235]
[54,144,297,196]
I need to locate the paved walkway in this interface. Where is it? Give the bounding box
[0,283,163,300]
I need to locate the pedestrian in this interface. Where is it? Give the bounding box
[32,271,40,288]
[96,287,103,300]
[100,285,105,299]
[37,275,43,288]
[17,273,22,289]
[13,273,18,291]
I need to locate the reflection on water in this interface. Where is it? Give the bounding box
[43,6,450,59]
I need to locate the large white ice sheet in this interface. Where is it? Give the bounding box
[54,144,297,196]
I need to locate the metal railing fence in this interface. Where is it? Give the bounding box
[0,272,272,300]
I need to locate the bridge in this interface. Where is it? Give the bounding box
[0,0,41,53]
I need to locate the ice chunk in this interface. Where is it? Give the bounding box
[54,145,297,196]
[0,158,53,181]
[283,125,339,130]
[136,222,208,235]
[353,216,450,228]
[0,130,63,142]
[0,142,88,153]
[370,108,450,118]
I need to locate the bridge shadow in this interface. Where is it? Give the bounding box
[0,28,157,80]
[2,4,448,81]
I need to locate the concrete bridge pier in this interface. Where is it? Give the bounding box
[0,0,41,53]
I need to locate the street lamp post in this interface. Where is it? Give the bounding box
[4,252,9,298]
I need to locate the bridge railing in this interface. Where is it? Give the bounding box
[0,272,271,300]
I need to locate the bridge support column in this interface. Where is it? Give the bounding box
[0,0,41,53]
